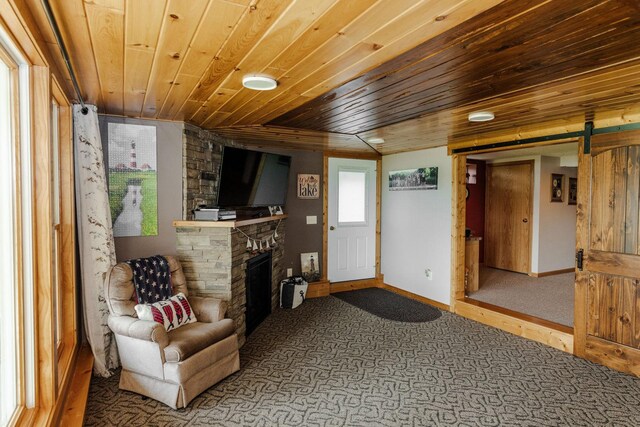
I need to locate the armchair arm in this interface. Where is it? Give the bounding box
[108,315,169,347]
[189,296,227,323]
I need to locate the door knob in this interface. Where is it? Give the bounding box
[330,226,335,230]
[523,218,528,223]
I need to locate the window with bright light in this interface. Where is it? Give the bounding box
[338,169,367,224]
[0,46,17,427]
[0,23,37,425]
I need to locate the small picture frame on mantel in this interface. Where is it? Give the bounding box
[268,206,284,216]
[551,173,564,203]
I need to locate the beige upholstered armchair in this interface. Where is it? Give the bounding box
[105,255,240,409]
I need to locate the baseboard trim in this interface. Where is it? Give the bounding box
[380,283,450,311]
[306,276,385,298]
[306,279,330,298]
[529,268,575,278]
[307,278,450,312]
[330,277,381,293]
[59,344,94,426]
[455,298,573,354]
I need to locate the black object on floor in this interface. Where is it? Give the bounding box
[332,287,442,322]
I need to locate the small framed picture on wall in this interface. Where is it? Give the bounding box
[568,177,577,205]
[300,252,320,283]
[297,174,320,199]
[551,173,564,203]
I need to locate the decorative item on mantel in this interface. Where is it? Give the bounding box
[236,220,283,254]
[268,205,284,215]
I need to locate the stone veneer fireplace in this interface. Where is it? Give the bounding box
[173,217,286,347]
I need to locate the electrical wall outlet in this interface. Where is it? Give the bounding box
[425,269,433,280]
[306,215,317,225]
[287,268,293,277]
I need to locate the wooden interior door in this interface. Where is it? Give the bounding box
[575,131,640,375]
[484,161,532,274]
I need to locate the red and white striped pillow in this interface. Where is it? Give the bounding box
[135,292,197,331]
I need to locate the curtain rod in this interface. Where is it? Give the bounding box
[41,0,88,115]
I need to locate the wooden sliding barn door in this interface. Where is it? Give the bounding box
[485,161,533,274]
[575,130,640,375]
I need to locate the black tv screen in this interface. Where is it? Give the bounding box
[216,146,291,208]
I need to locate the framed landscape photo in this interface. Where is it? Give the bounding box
[389,167,438,191]
[300,252,320,283]
[551,173,564,203]
[568,177,577,205]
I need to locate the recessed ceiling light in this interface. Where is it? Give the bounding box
[367,137,385,144]
[242,75,277,91]
[468,111,495,122]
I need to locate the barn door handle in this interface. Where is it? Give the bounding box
[522,218,528,223]
[576,249,584,271]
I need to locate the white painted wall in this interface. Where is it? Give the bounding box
[380,148,576,306]
[381,146,452,306]
[538,156,577,272]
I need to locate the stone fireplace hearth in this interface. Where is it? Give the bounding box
[173,216,286,346]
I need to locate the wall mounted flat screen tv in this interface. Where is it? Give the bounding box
[216,146,291,208]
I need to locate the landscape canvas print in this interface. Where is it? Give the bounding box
[389,167,438,191]
[108,123,158,237]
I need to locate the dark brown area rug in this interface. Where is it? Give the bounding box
[332,287,442,322]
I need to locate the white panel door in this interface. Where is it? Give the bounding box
[328,158,376,282]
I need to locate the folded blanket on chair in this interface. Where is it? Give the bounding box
[127,255,172,304]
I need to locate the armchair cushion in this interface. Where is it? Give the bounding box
[189,296,227,323]
[164,319,235,363]
[108,315,169,348]
[135,293,197,332]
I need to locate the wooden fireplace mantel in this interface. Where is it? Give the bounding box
[172,214,288,229]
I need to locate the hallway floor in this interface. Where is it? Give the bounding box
[469,267,574,327]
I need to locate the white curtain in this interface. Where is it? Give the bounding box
[74,104,119,377]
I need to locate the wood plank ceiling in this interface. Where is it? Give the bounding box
[42,0,640,154]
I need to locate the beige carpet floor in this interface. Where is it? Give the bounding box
[469,267,574,327]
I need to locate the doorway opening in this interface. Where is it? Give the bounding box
[463,142,578,328]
